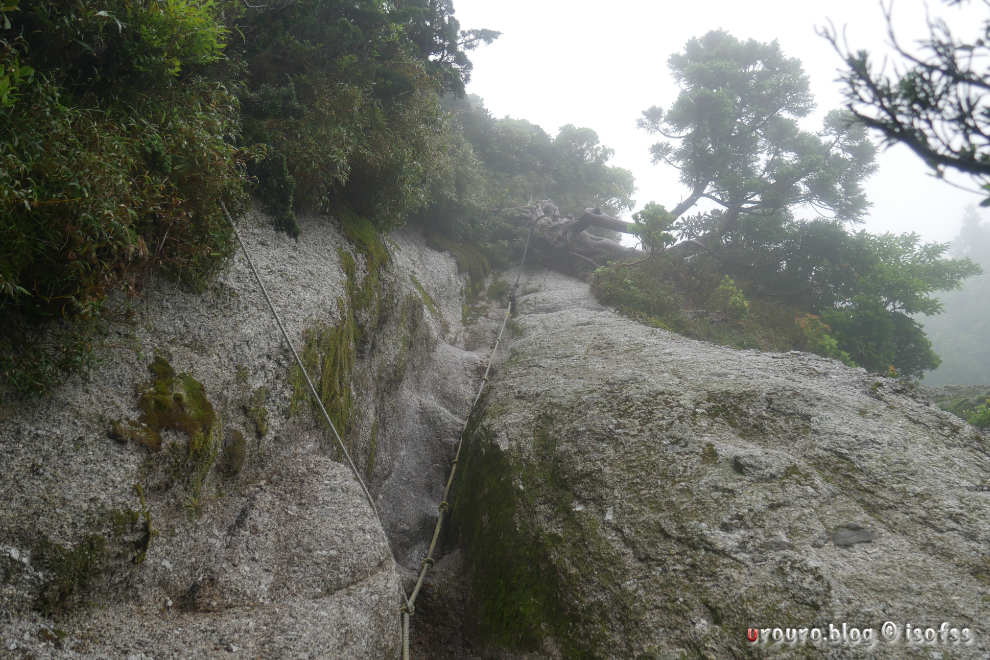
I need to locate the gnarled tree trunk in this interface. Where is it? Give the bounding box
[506,201,641,273]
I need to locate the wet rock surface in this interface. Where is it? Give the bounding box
[0,211,496,658]
[452,268,990,659]
[2,212,988,658]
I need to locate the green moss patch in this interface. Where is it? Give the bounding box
[138,355,221,515]
[107,418,160,451]
[136,355,216,451]
[290,216,393,465]
[111,356,224,515]
[341,212,389,265]
[35,534,108,616]
[244,386,269,438]
[291,308,356,448]
[35,485,155,615]
[410,274,442,319]
[448,408,620,657]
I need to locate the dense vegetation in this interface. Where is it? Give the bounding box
[0,0,629,395]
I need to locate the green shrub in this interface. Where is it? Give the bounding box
[250,150,298,238]
[12,0,226,98]
[795,313,856,366]
[710,276,750,320]
[0,35,33,110]
[632,202,676,253]
[969,400,990,428]
[821,302,938,377]
[592,267,681,320]
[0,75,245,314]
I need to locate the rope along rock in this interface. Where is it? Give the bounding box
[400,224,534,659]
[222,202,533,659]
[220,202,411,645]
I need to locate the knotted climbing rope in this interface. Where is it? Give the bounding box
[400,224,534,659]
[221,201,533,659]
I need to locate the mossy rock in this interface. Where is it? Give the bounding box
[219,429,248,477]
[35,485,155,615]
[410,274,442,319]
[137,355,216,451]
[426,234,490,299]
[290,314,355,442]
[118,356,223,515]
[448,408,622,657]
[35,534,109,616]
[339,210,390,271]
[244,386,269,438]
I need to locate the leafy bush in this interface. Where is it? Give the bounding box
[666,217,979,377]
[590,255,821,354]
[820,301,938,377]
[710,276,749,320]
[0,74,245,314]
[12,0,226,97]
[968,400,990,428]
[592,263,683,322]
[795,313,856,366]
[233,0,488,230]
[931,388,990,428]
[632,203,676,254]
[0,35,32,110]
[0,2,246,395]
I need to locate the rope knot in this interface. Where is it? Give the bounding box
[438,500,449,513]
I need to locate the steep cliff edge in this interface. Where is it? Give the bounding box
[451,269,990,659]
[0,209,499,657]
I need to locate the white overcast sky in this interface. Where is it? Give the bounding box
[452,0,989,245]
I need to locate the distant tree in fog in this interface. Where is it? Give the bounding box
[922,207,990,385]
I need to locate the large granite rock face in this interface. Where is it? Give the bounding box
[451,269,990,659]
[3,207,988,658]
[0,211,490,658]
